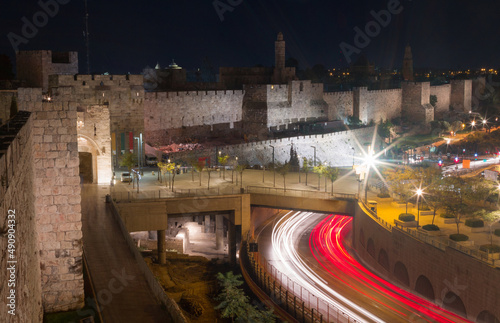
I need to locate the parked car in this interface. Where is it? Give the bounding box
[121,172,132,182]
[145,154,158,166]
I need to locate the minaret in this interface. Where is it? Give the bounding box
[275,32,285,70]
[402,44,414,81]
[273,32,286,83]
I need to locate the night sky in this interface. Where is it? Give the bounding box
[1,0,500,75]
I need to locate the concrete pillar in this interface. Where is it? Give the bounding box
[204,215,211,233]
[216,214,224,251]
[157,230,166,265]
[228,220,236,265]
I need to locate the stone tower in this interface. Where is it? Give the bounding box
[402,44,414,81]
[272,32,286,84]
[275,32,285,70]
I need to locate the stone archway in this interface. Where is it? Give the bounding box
[78,135,99,184]
[79,152,93,183]
[442,291,467,317]
[394,261,410,286]
[415,275,435,301]
[477,310,500,323]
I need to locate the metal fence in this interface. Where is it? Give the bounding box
[246,186,356,200]
[244,241,360,323]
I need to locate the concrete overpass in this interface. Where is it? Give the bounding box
[113,192,356,263]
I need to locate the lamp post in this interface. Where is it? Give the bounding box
[218,150,221,177]
[416,188,423,228]
[168,159,171,189]
[351,147,355,169]
[298,155,301,183]
[269,145,275,187]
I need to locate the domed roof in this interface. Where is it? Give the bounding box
[169,59,182,70]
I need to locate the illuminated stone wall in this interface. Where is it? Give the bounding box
[430,84,451,117]
[17,88,84,313]
[0,112,44,322]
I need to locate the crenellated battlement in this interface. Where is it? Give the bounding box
[49,74,144,88]
[144,89,245,101]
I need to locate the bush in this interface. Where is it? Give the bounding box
[480,244,500,253]
[377,192,391,198]
[495,229,500,237]
[440,213,454,219]
[419,204,431,211]
[422,224,439,231]
[398,213,415,222]
[465,219,484,228]
[449,234,469,242]
[180,296,204,317]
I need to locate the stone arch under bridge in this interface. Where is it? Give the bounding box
[78,134,112,184]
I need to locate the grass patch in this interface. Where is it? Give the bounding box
[449,234,469,242]
[396,134,444,148]
[465,219,484,228]
[495,229,500,237]
[440,213,454,219]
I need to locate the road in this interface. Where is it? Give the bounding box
[81,184,172,322]
[256,211,471,323]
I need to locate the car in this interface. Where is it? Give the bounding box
[121,172,132,182]
[145,154,158,166]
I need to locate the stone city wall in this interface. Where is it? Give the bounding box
[17,88,84,313]
[267,81,328,129]
[0,111,44,323]
[353,204,500,322]
[360,88,402,123]
[144,90,244,145]
[168,127,379,168]
[430,84,451,117]
[450,80,472,112]
[323,91,354,121]
[0,91,17,125]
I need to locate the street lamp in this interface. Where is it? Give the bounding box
[311,146,317,166]
[416,188,423,228]
[351,146,355,169]
[269,145,275,187]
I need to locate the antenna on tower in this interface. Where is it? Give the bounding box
[84,0,90,74]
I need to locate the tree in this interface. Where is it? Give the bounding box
[157,162,169,187]
[302,157,312,186]
[236,164,247,188]
[289,145,299,170]
[440,176,473,235]
[384,166,415,214]
[214,271,276,323]
[188,157,198,182]
[275,162,291,192]
[313,163,326,191]
[120,153,136,185]
[215,272,248,322]
[166,162,180,192]
[347,115,362,126]
[323,165,340,195]
[481,210,500,245]
[194,160,205,186]
[378,119,394,143]
[218,154,229,180]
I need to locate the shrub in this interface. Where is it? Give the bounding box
[377,192,391,198]
[480,244,500,253]
[449,234,469,242]
[419,204,431,211]
[422,224,439,231]
[440,213,454,219]
[495,229,500,237]
[465,219,484,228]
[398,213,415,222]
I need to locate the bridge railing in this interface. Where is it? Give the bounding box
[243,239,360,323]
[246,186,356,200]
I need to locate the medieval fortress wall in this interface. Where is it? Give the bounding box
[0,112,44,322]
